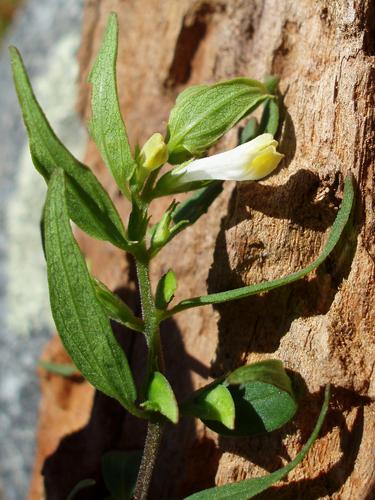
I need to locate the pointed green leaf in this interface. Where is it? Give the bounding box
[168,174,355,315]
[44,169,141,415]
[88,13,136,193]
[102,450,142,500]
[67,479,96,500]
[167,78,270,163]
[93,279,144,332]
[142,371,179,423]
[155,270,177,310]
[185,385,330,500]
[226,359,293,391]
[182,383,235,430]
[258,98,279,136]
[10,46,128,248]
[240,117,258,144]
[172,181,224,227]
[38,360,78,377]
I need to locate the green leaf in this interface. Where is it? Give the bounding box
[93,279,144,333]
[182,383,235,430]
[67,479,96,500]
[38,360,78,377]
[240,117,258,144]
[9,46,128,248]
[88,13,136,193]
[172,181,224,227]
[258,98,279,136]
[167,78,270,162]
[102,450,142,500]
[185,385,330,500]
[204,360,297,436]
[155,270,177,310]
[168,174,355,315]
[226,359,293,390]
[44,169,141,416]
[142,371,179,423]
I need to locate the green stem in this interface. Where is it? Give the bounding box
[134,257,165,499]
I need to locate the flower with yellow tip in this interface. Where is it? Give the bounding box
[139,133,169,171]
[172,133,283,182]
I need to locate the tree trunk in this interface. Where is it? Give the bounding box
[30,0,374,498]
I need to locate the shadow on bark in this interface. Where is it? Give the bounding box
[41,267,205,499]
[208,171,357,375]
[216,386,370,499]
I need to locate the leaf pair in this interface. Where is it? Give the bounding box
[10,13,134,249]
[183,360,297,436]
[186,385,330,499]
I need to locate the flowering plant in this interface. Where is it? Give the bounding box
[10,12,354,500]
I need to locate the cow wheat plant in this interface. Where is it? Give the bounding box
[10,12,354,500]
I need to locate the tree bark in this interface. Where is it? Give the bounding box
[30,1,374,498]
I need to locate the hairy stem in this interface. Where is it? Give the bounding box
[134,421,163,500]
[134,257,165,499]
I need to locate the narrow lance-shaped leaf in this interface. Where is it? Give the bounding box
[88,12,136,194]
[10,46,128,248]
[102,450,142,500]
[185,385,331,500]
[44,169,141,416]
[93,279,144,333]
[38,360,78,377]
[167,174,354,315]
[67,479,96,500]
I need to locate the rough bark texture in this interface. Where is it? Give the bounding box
[29,0,374,499]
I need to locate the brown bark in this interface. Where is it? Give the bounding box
[29,0,374,499]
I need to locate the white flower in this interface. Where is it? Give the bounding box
[173,133,283,182]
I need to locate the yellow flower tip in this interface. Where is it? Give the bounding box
[140,133,168,171]
[248,144,284,180]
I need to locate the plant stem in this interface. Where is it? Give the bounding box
[133,421,163,500]
[134,257,165,499]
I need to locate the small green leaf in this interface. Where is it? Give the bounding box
[182,384,235,430]
[258,98,279,136]
[168,174,355,315]
[102,450,142,500]
[172,181,224,227]
[38,360,78,377]
[88,13,136,193]
[44,169,141,416]
[185,385,330,500]
[93,279,144,333]
[240,117,258,144]
[155,270,177,310]
[204,360,297,436]
[10,46,128,248]
[67,479,96,500]
[226,359,293,390]
[167,78,270,163]
[142,371,179,424]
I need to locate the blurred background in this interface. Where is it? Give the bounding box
[0,1,86,498]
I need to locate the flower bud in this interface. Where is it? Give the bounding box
[139,133,168,171]
[173,133,283,183]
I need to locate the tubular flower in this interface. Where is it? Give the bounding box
[172,133,284,182]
